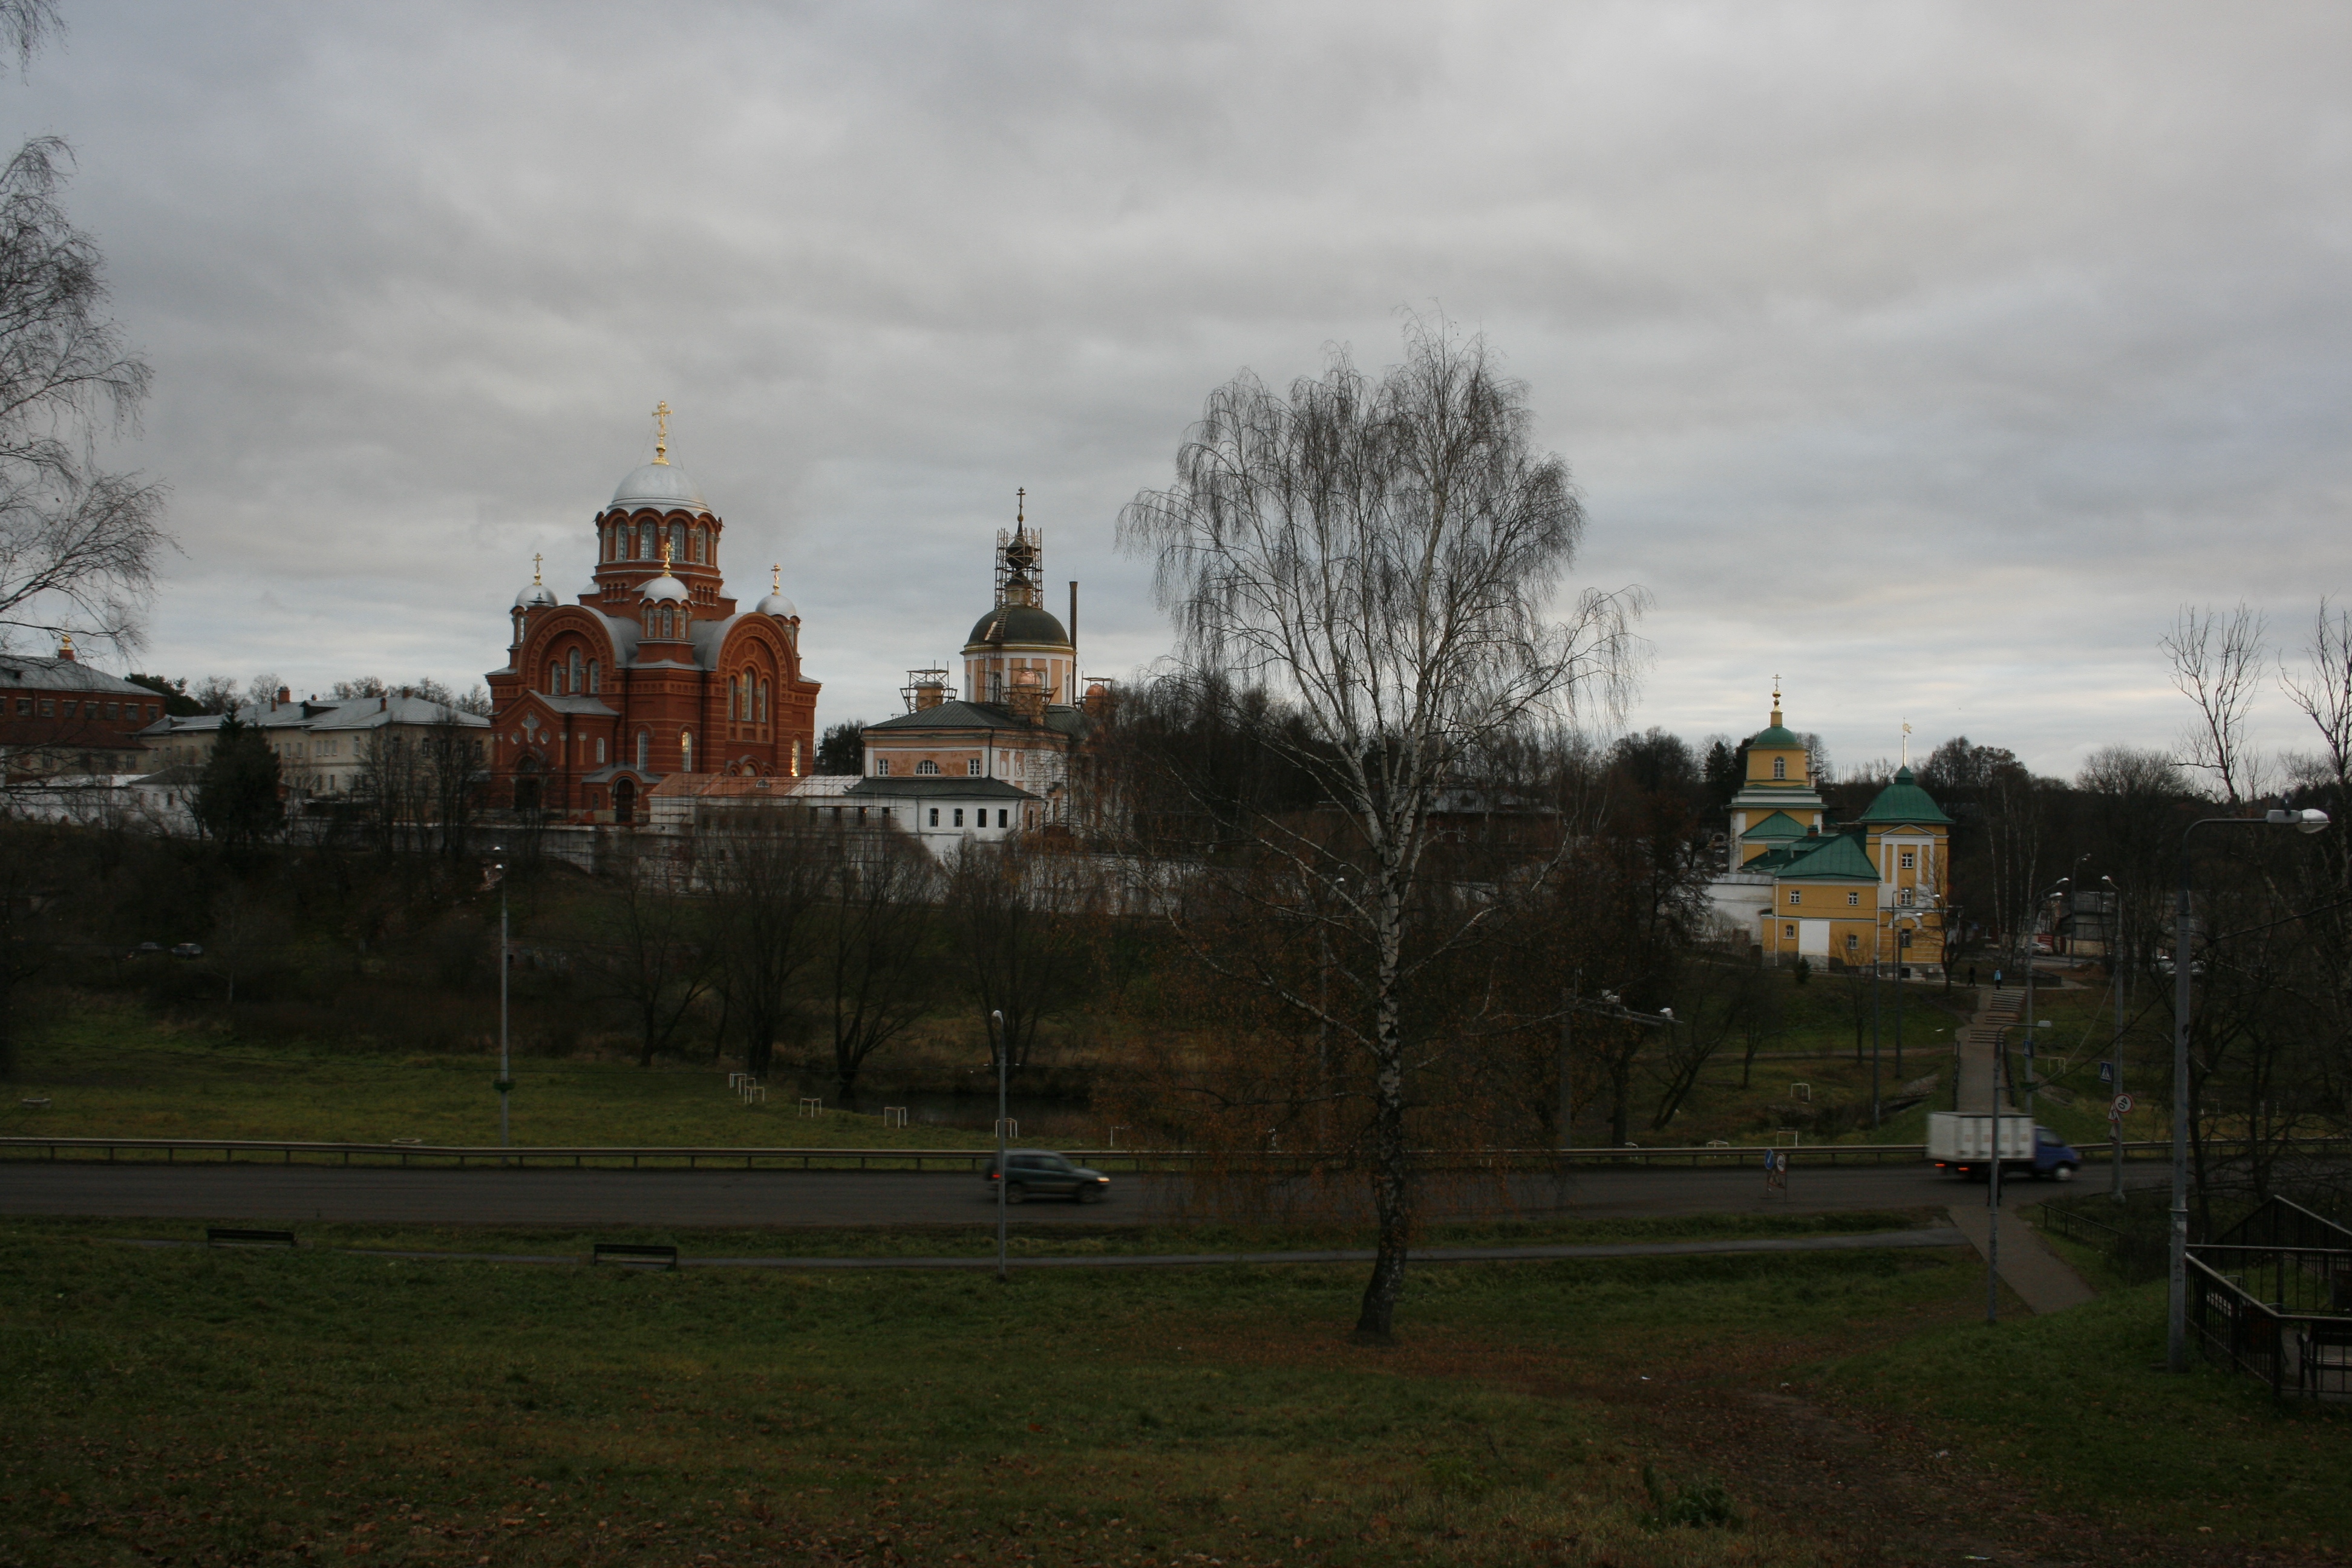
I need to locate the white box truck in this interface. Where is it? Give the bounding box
[1927,1111,2081,1180]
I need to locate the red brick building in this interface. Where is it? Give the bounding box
[486,419,818,824]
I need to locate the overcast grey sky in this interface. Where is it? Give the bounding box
[15,2,2351,777]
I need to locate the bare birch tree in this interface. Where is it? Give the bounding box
[2163,603,2267,805]
[1119,317,1642,1342]
[0,0,168,658]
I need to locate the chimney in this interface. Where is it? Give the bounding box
[276,685,291,708]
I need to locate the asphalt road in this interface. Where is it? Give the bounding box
[0,1158,2173,1228]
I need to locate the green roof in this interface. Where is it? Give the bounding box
[1775,831,1880,880]
[1741,810,1810,841]
[1856,766,1952,826]
[1749,724,1802,748]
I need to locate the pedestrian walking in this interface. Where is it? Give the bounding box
[1967,964,1977,988]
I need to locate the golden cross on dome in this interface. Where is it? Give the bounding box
[661,536,673,568]
[532,552,543,586]
[1901,719,1912,766]
[652,400,672,465]
[1016,486,1025,526]
[771,563,781,592]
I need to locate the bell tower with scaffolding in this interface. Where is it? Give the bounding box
[960,489,1076,710]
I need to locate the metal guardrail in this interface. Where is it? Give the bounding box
[4,1134,2331,1173]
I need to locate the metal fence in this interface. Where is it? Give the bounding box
[0,1133,2327,1175]
[2187,1197,2352,1400]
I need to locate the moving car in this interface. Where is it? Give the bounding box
[983,1149,1111,1204]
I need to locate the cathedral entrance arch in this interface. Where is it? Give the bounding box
[514,754,543,813]
[613,776,636,826]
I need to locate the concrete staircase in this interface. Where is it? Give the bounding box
[1955,985,2022,1115]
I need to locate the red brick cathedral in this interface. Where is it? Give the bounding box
[487,407,818,823]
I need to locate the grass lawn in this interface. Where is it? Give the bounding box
[0,996,994,1151]
[1819,1276,2351,1557]
[4,1217,2343,1566]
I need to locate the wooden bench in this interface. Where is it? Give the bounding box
[206,1227,297,1249]
[591,1242,678,1272]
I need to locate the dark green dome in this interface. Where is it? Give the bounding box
[1750,724,1802,748]
[967,603,1070,647]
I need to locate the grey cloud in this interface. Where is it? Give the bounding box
[4,0,2347,773]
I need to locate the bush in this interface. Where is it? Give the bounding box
[1640,1464,1739,1530]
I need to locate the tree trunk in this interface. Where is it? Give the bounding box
[1353,906,1411,1345]
[1354,1046,1410,1342]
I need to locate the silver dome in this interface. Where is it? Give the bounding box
[513,582,558,610]
[757,591,798,619]
[641,572,690,604]
[609,460,710,514]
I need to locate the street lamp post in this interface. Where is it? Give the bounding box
[1987,1022,2008,1323]
[2102,874,2127,1204]
[2166,808,2330,1372]
[489,844,511,1150]
[991,1007,1008,1282]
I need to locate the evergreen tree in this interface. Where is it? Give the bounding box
[194,713,281,847]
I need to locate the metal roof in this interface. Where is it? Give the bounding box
[608,460,710,514]
[1855,767,1952,826]
[866,699,1084,737]
[0,656,157,697]
[846,776,1040,801]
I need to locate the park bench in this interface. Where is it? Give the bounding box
[591,1242,678,1272]
[206,1227,297,1249]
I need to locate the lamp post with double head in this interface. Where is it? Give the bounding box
[2167,807,2330,1371]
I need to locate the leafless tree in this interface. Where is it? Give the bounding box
[423,709,482,858]
[355,726,421,854]
[569,845,714,1068]
[2164,603,2267,805]
[699,811,833,1079]
[942,834,1098,1082]
[822,828,939,1098]
[1118,316,1643,1342]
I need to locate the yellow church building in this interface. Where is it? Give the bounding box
[1709,688,1950,973]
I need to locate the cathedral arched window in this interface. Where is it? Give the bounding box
[671,522,687,561]
[1772,756,1786,780]
[757,679,769,722]
[587,659,599,694]
[636,731,650,770]
[568,649,583,693]
[548,661,563,695]
[693,526,707,564]
[659,608,675,639]
[595,737,606,763]
[916,759,939,776]
[638,522,655,559]
[642,606,654,636]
